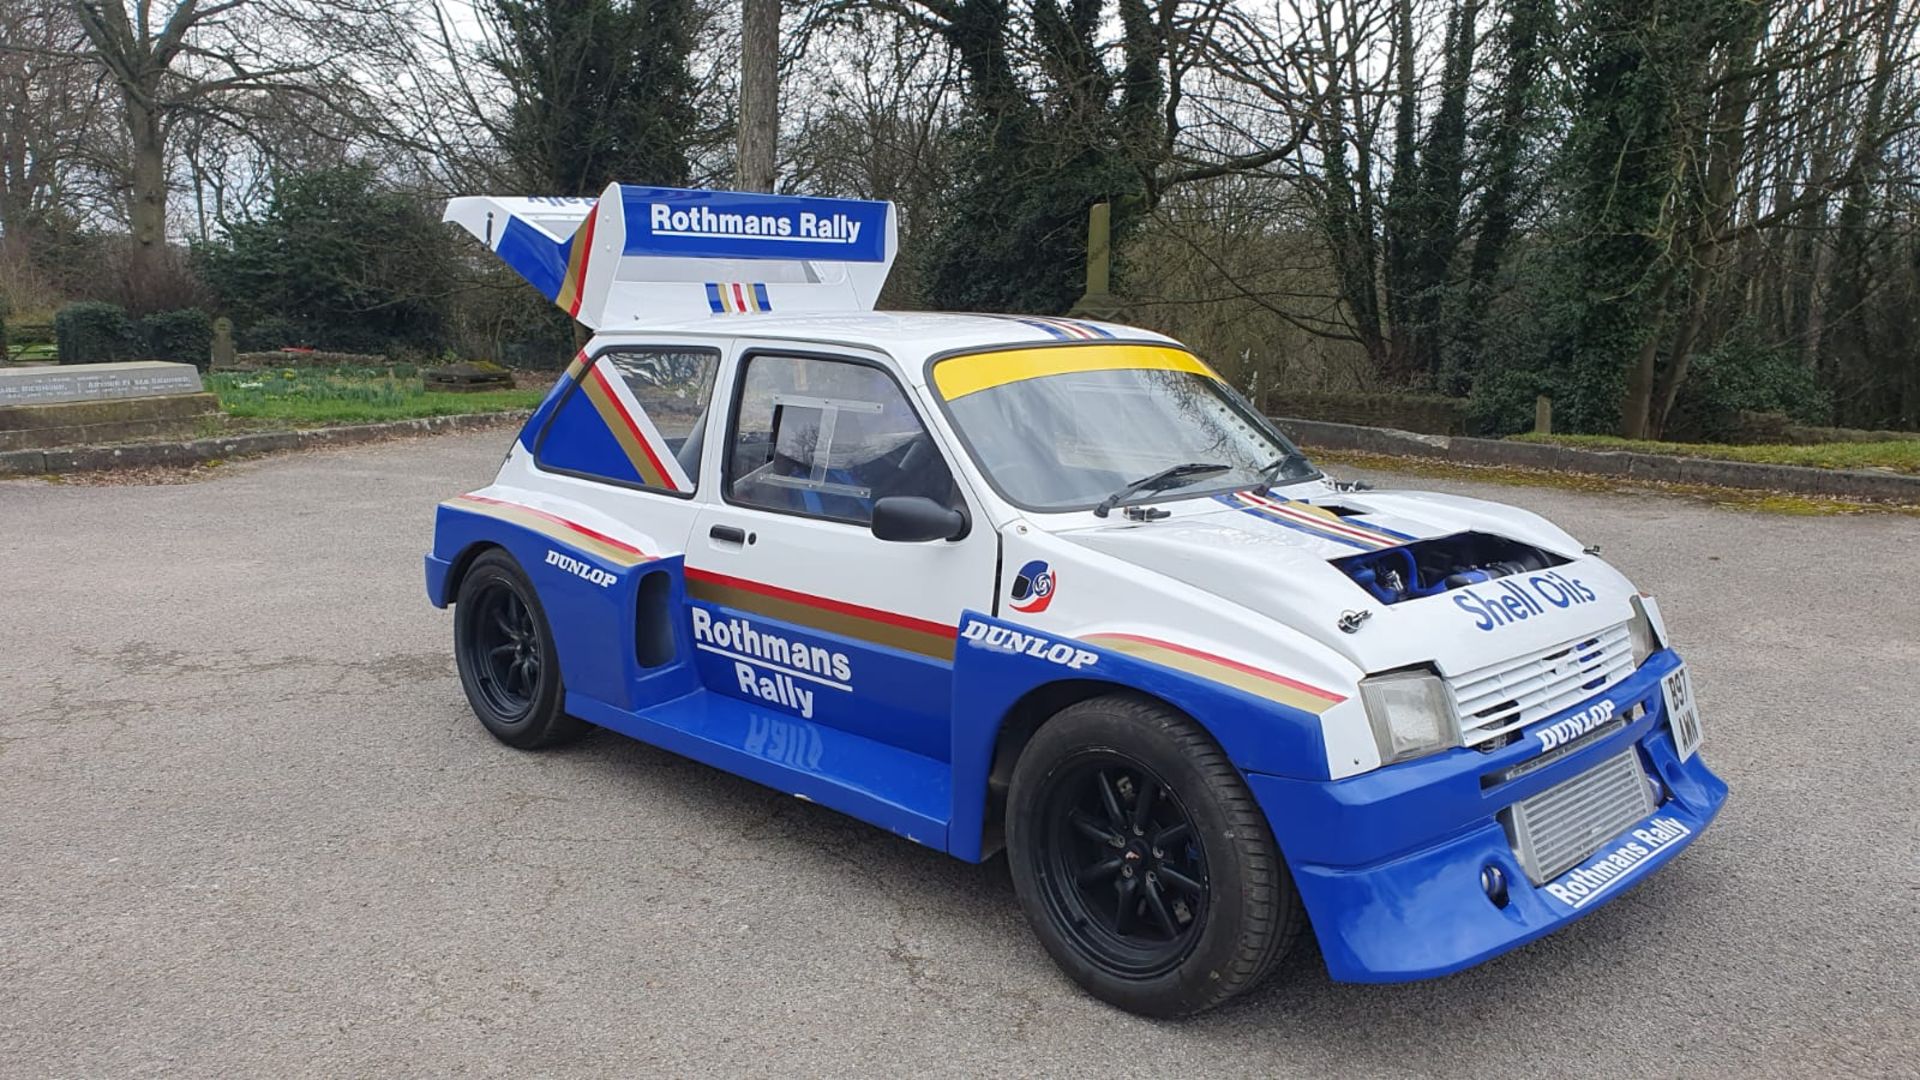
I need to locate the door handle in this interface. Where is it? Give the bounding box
[709,524,747,545]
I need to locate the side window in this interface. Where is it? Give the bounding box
[536,347,720,493]
[727,354,957,526]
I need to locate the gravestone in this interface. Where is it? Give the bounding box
[0,361,203,407]
[424,362,515,393]
[211,318,235,370]
[0,361,216,452]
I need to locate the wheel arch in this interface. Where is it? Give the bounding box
[438,539,508,606]
[976,679,1197,860]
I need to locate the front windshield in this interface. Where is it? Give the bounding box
[931,345,1317,511]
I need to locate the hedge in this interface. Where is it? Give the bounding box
[139,308,214,370]
[55,302,137,364]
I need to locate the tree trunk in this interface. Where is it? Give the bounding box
[126,96,169,290]
[736,0,779,192]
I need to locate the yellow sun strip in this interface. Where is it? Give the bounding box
[1085,634,1343,715]
[444,495,653,567]
[580,371,671,488]
[932,344,1220,401]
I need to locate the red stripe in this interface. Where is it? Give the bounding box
[456,494,650,558]
[590,366,681,491]
[685,567,958,640]
[731,283,749,312]
[566,208,598,317]
[1095,632,1345,703]
[1238,491,1391,546]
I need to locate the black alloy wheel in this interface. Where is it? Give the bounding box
[453,549,586,749]
[1006,694,1304,1016]
[1036,754,1209,978]
[467,581,542,719]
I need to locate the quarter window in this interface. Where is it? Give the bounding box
[727,354,958,525]
[536,347,720,493]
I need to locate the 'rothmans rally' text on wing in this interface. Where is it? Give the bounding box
[649,202,863,244]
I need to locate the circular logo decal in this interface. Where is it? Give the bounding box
[1010,560,1057,613]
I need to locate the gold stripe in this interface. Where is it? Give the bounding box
[580,372,670,488]
[687,578,956,661]
[1236,493,1393,549]
[554,209,594,312]
[933,344,1219,401]
[1088,636,1340,715]
[445,497,651,567]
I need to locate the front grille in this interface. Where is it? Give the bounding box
[1447,622,1635,747]
[1504,750,1655,883]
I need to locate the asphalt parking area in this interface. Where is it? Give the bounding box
[2,433,1915,1076]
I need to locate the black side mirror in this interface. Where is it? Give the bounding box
[871,495,969,542]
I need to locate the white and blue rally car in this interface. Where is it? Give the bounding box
[426,185,1724,1016]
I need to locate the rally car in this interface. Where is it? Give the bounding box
[426,185,1725,1016]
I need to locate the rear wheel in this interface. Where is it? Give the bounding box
[453,549,586,749]
[1007,694,1303,1016]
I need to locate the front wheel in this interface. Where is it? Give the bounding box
[1006,694,1303,1016]
[453,549,586,749]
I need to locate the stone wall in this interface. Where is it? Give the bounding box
[1272,415,1920,504]
[1267,391,1471,436]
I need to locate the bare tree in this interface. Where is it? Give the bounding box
[64,0,415,286]
[0,1,107,250]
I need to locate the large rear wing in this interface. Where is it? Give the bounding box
[444,184,897,330]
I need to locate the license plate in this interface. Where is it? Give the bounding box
[1661,665,1703,761]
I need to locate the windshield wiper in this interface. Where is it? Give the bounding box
[1255,449,1313,494]
[1093,462,1230,518]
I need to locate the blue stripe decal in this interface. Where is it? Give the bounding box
[1348,517,1417,542]
[1264,493,1417,544]
[1057,318,1114,339]
[1213,494,1377,551]
[495,217,569,302]
[753,283,772,311]
[705,283,725,313]
[1001,316,1072,340]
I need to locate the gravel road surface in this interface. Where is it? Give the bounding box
[2,434,1915,1077]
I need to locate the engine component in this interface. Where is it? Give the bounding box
[1332,532,1567,605]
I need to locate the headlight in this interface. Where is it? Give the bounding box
[1628,594,1666,666]
[1359,669,1461,765]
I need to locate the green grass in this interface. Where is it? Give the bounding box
[5,343,58,363]
[1512,432,1920,474]
[205,366,542,425]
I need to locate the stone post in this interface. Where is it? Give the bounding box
[1534,395,1553,435]
[211,317,235,371]
[1068,203,1122,320]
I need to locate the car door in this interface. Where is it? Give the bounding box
[525,340,724,709]
[684,347,997,762]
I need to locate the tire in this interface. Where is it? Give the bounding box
[1006,694,1304,1016]
[452,549,587,749]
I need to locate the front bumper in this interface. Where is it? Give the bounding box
[1249,649,1726,983]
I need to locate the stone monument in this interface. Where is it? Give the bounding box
[1067,202,1124,321]
[424,362,515,393]
[0,361,218,452]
